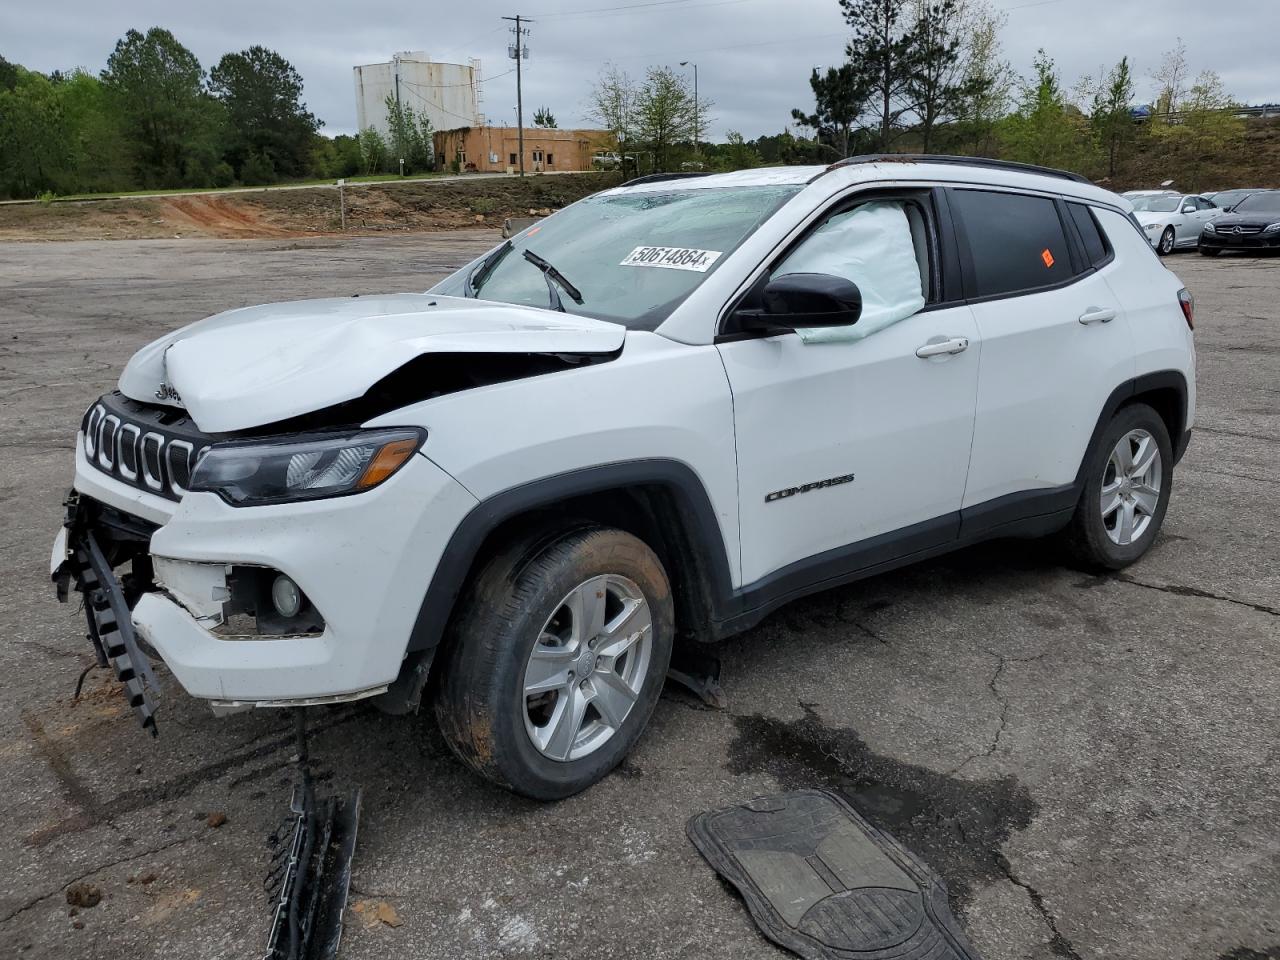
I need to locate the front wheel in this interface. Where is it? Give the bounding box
[1157,227,1176,256]
[434,525,674,800]
[1063,403,1173,570]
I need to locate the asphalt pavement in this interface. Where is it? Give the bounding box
[1,236,1276,960]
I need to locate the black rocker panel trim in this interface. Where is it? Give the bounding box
[406,459,737,652]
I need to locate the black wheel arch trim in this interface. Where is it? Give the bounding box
[1076,370,1191,478]
[405,458,737,653]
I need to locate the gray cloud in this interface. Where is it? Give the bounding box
[2,0,1276,140]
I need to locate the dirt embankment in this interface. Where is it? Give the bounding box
[1116,116,1280,192]
[0,172,623,242]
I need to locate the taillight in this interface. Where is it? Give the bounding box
[1178,288,1194,330]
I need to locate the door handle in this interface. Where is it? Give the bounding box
[1078,307,1117,325]
[915,337,969,359]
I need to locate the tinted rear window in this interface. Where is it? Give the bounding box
[950,189,1072,298]
[1067,203,1110,268]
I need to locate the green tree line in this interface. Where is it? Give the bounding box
[783,0,1247,186]
[0,26,430,200]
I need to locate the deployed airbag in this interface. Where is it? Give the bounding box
[777,201,926,344]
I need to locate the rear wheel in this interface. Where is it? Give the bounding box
[1064,403,1173,570]
[434,525,674,800]
[1157,228,1176,256]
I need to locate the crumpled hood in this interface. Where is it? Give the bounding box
[118,294,626,432]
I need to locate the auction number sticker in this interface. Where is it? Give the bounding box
[620,246,723,272]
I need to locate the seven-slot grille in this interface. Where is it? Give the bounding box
[81,392,214,501]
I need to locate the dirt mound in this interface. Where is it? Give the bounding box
[0,172,623,242]
[1116,116,1280,192]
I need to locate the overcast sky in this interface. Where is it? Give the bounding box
[3,0,1277,139]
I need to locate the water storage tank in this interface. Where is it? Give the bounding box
[353,53,483,137]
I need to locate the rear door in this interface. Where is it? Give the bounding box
[1192,196,1219,238]
[949,188,1135,513]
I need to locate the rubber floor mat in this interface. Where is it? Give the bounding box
[687,789,981,960]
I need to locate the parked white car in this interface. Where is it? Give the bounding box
[53,157,1196,798]
[1130,192,1221,254]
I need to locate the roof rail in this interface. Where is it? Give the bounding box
[622,172,711,186]
[819,154,1091,185]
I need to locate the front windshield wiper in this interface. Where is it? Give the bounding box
[465,239,513,297]
[522,249,585,312]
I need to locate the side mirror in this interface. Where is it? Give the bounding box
[737,273,863,332]
[1182,204,1196,214]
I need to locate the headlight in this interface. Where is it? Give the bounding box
[1144,222,1160,232]
[1264,222,1280,234]
[1203,221,1217,234]
[190,428,425,506]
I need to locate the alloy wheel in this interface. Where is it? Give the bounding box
[522,575,653,762]
[1100,428,1163,546]
[1160,228,1175,255]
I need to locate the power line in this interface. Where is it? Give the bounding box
[535,0,752,20]
[432,24,507,64]
[399,68,516,90]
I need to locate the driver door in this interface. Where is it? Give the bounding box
[717,191,979,589]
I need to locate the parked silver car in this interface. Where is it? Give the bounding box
[1130,193,1221,255]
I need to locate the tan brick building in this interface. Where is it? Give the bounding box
[434,126,615,174]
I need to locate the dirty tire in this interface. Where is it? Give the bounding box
[1064,402,1173,571]
[434,525,674,800]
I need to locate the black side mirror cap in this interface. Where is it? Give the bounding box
[735,273,863,333]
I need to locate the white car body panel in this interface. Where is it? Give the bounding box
[962,262,1134,506]
[118,294,626,432]
[128,450,475,701]
[719,304,980,585]
[1095,209,1196,426]
[366,332,744,586]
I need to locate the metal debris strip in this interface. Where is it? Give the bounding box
[265,710,362,960]
[667,645,726,709]
[70,529,161,735]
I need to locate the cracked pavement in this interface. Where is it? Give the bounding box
[2,237,1278,959]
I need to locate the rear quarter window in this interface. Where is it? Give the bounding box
[950,189,1072,298]
[1067,203,1111,268]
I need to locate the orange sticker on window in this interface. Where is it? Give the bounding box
[1041,248,1055,268]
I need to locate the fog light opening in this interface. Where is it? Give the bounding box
[272,575,304,619]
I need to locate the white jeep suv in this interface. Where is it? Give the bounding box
[53,157,1196,799]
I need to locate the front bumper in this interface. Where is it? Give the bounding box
[62,432,478,707]
[1198,232,1280,250]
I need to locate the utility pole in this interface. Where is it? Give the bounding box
[680,60,699,157]
[503,15,532,176]
[392,53,402,164]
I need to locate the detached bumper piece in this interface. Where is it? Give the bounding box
[688,790,980,960]
[67,528,162,736]
[264,712,361,960]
